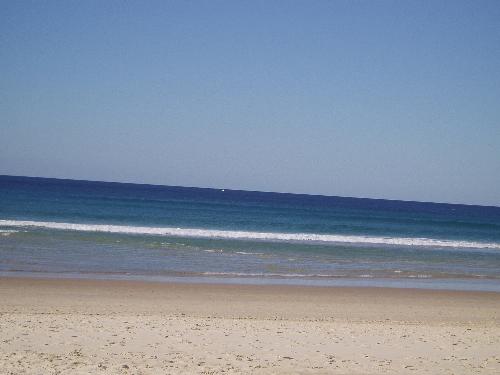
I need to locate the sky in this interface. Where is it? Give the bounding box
[1,1,499,206]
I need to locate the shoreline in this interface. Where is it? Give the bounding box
[2,271,500,292]
[2,276,500,373]
[2,276,500,322]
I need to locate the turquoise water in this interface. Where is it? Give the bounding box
[1,175,500,291]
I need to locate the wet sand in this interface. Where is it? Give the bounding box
[1,277,499,374]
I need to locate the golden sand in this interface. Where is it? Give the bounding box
[1,277,499,374]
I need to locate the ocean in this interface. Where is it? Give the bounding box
[1,175,500,291]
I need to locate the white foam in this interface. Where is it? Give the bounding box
[0,229,18,236]
[1,219,500,249]
[408,274,433,279]
[202,272,335,278]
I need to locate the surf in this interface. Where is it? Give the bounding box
[1,219,500,249]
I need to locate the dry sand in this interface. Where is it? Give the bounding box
[1,277,499,374]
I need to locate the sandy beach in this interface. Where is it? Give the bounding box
[1,277,499,374]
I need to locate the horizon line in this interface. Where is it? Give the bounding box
[1,174,499,209]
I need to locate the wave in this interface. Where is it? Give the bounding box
[202,272,336,278]
[1,219,500,249]
[0,229,19,236]
[202,272,437,279]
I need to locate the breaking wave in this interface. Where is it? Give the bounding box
[1,219,500,249]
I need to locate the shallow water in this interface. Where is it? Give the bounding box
[1,175,500,291]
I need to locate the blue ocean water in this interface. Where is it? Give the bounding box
[1,175,500,291]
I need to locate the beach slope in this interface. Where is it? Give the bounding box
[1,277,499,374]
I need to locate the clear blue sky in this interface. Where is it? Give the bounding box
[1,0,499,206]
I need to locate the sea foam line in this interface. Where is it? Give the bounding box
[1,219,499,249]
